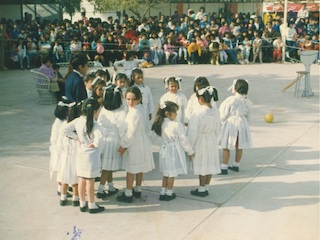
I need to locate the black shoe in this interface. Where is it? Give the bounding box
[96,191,108,199]
[132,189,141,198]
[72,200,80,207]
[190,189,207,197]
[165,193,176,201]
[66,192,72,198]
[80,205,87,212]
[60,199,68,206]
[68,187,73,192]
[228,166,239,172]
[106,188,119,196]
[159,194,166,201]
[205,191,209,196]
[116,193,133,203]
[89,205,105,214]
[219,169,228,175]
[95,177,101,182]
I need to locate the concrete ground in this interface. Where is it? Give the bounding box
[0,62,319,240]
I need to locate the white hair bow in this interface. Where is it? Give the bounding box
[160,102,166,109]
[91,77,102,86]
[164,77,182,90]
[198,86,214,96]
[227,79,248,93]
[68,102,76,107]
[58,101,69,107]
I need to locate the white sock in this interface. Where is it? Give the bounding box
[205,184,209,191]
[160,187,166,195]
[88,202,98,209]
[232,161,240,167]
[166,189,173,196]
[125,189,133,197]
[135,186,141,192]
[98,184,105,193]
[57,184,61,192]
[60,194,67,200]
[80,201,86,208]
[198,186,206,192]
[221,164,228,170]
[108,182,115,191]
[72,196,79,201]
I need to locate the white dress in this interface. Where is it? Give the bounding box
[97,107,127,171]
[64,116,103,178]
[120,104,155,174]
[159,118,194,177]
[219,93,253,150]
[49,118,66,179]
[56,131,78,185]
[159,92,188,124]
[185,93,218,124]
[133,83,154,123]
[187,105,221,175]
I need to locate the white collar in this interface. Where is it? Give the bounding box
[73,69,83,77]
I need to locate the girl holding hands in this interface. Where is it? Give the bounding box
[152,101,194,201]
[117,87,155,203]
[187,86,221,197]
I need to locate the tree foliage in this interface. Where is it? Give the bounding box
[61,0,82,20]
[88,0,170,18]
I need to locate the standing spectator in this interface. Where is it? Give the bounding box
[297,3,309,20]
[65,53,89,102]
[195,7,206,21]
[272,36,283,63]
[188,38,201,65]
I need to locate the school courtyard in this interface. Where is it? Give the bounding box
[0,62,319,240]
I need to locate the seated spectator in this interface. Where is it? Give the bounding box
[17,38,30,70]
[188,38,201,64]
[149,32,163,65]
[163,37,178,64]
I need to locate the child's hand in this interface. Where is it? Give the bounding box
[118,146,127,156]
[88,143,95,148]
[189,154,194,161]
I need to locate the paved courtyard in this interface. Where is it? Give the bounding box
[0,62,319,240]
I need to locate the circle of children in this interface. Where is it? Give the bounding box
[49,50,253,214]
[4,4,319,70]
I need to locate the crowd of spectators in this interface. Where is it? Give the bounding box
[2,4,319,70]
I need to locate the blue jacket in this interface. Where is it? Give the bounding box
[65,71,87,102]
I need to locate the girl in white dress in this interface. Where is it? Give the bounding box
[91,77,106,106]
[117,86,155,203]
[187,86,221,197]
[96,84,127,199]
[219,79,253,175]
[159,77,188,125]
[185,76,218,125]
[151,101,194,201]
[57,102,81,207]
[130,68,154,124]
[64,98,105,214]
[49,99,69,196]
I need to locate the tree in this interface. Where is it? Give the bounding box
[60,0,82,21]
[88,0,170,19]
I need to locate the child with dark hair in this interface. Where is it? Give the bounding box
[187,86,220,197]
[64,98,104,213]
[114,73,129,109]
[49,98,70,196]
[91,77,106,106]
[159,77,187,124]
[185,76,218,125]
[57,101,81,207]
[130,68,154,123]
[96,84,127,199]
[83,73,95,98]
[65,53,89,102]
[117,86,155,203]
[152,101,194,201]
[95,69,111,83]
[219,79,253,175]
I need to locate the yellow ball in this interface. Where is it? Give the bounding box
[264,113,274,123]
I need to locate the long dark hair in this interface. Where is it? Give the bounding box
[92,78,106,99]
[151,101,179,136]
[54,98,70,120]
[193,76,210,92]
[81,98,100,137]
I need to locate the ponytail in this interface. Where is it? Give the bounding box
[151,101,179,136]
[81,98,100,138]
